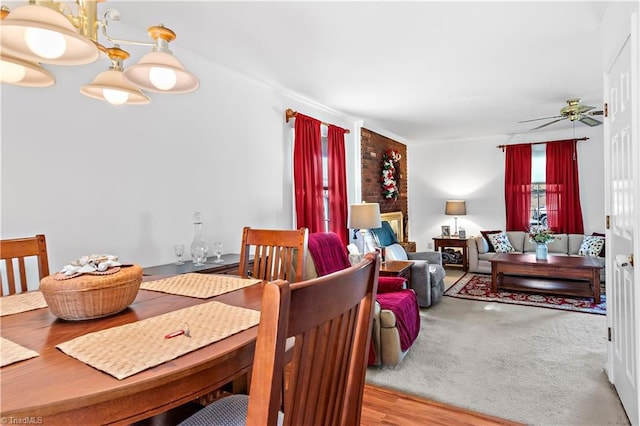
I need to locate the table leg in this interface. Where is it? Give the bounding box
[592,270,601,304]
[491,267,498,293]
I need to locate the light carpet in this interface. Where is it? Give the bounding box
[365,270,629,425]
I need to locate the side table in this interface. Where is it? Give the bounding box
[432,236,471,271]
[379,260,414,285]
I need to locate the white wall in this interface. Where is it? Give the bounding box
[408,125,605,251]
[0,47,357,282]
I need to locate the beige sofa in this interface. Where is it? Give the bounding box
[467,231,605,281]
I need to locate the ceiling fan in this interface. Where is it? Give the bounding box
[519,98,604,130]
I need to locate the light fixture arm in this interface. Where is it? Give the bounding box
[99,9,155,48]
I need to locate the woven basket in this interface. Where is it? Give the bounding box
[40,265,143,321]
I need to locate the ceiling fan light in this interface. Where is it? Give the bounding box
[0,5,99,65]
[123,51,199,94]
[578,116,602,127]
[0,54,55,87]
[80,69,150,105]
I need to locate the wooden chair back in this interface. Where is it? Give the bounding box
[1,234,49,296]
[247,253,380,426]
[238,227,308,283]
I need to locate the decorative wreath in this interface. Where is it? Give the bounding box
[381,149,402,200]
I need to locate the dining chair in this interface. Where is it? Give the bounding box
[1,234,49,296]
[238,227,308,283]
[179,253,380,426]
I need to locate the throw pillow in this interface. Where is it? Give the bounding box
[592,232,606,257]
[579,235,605,257]
[371,221,399,247]
[480,230,502,252]
[487,232,516,253]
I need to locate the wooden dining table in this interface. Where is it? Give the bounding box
[0,275,265,425]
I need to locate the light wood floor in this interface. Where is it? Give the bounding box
[361,383,523,426]
[136,383,522,425]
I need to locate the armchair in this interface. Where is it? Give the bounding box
[365,222,446,308]
[304,232,420,366]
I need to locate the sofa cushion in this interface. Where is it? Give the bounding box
[487,232,516,253]
[385,243,409,261]
[371,221,399,247]
[476,236,490,254]
[481,230,502,252]
[578,235,605,257]
[546,234,568,253]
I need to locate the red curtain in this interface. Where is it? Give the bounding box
[293,114,325,233]
[505,144,532,231]
[327,125,348,245]
[546,140,584,234]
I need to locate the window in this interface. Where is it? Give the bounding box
[530,145,547,228]
[321,132,329,232]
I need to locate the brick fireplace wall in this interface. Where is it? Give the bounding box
[360,128,410,241]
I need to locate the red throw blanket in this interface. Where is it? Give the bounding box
[376,290,420,352]
[308,233,419,363]
[308,233,351,275]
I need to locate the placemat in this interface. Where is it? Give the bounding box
[57,301,260,380]
[140,273,261,298]
[1,337,39,367]
[0,291,48,317]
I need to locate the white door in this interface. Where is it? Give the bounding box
[605,12,639,425]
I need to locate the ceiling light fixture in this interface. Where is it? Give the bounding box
[80,45,150,105]
[0,1,199,103]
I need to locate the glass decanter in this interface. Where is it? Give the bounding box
[190,212,208,266]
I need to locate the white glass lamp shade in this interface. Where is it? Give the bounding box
[0,54,54,87]
[348,203,382,230]
[123,51,199,94]
[80,69,151,105]
[0,5,99,65]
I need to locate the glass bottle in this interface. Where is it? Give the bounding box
[190,212,208,266]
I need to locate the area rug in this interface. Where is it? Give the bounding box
[445,273,606,315]
[365,297,629,425]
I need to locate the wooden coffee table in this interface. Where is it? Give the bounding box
[489,253,603,303]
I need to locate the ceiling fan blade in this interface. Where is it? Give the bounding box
[579,116,602,127]
[518,115,563,124]
[530,117,567,131]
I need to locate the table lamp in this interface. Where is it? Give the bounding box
[348,202,381,254]
[445,200,466,237]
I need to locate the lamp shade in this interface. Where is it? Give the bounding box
[0,54,55,87]
[348,203,381,230]
[80,69,151,105]
[445,200,467,216]
[123,51,199,94]
[0,5,99,66]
